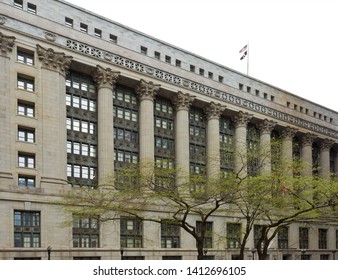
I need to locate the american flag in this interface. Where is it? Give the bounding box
[239,44,247,53]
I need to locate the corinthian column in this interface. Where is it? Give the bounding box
[281,126,297,177]
[258,119,276,175]
[37,45,72,189]
[301,133,316,177]
[233,111,252,178]
[136,79,160,172]
[205,102,223,178]
[93,65,119,187]
[319,139,334,179]
[172,92,194,187]
[0,33,15,185]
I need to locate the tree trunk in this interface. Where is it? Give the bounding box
[196,239,205,260]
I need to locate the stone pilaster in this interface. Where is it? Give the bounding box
[258,119,276,175]
[37,45,72,189]
[93,65,119,187]
[233,111,252,178]
[281,127,297,177]
[172,92,194,186]
[136,79,160,172]
[319,139,334,179]
[205,102,223,178]
[301,133,316,177]
[0,33,15,186]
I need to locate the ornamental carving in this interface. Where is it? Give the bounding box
[172,91,195,111]
[205,102,223,120]
[319,139,334,152]
[93,65,120,89]
[0,15,6,25]
[281,126,297,140]
[233,111,252,128]
[36,44,72,76]
[259,119,277,135]
[136,79,160,101]
[301,133,316,147]
[0,32,15,55]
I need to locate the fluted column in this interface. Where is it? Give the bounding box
[37,44,72,188]
[233,111,252,178]
[172,92,194,187]
[136,79,160,172]
[205,102,223,178]
[301,133,316,177]
[319,139,333,179]
[93,65,119,186]
[281,127,297,177]
[0,33,15,185]
[258,119,276,175]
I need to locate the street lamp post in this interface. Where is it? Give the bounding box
[300,249,306,260]
[47,246,52,260]
[120,248,124,260]
[251,249,256,260]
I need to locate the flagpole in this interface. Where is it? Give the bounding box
[246,41,249,76]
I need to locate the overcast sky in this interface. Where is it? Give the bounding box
[66,0,338,111]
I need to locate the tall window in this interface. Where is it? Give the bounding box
[14,211,40,247]
[161,221,180,248]
[318,228,327,249]
[220,116,234,175]
[120,218,142,248]
[196,221,213,248]
[299,227,309,249]
[254,225,265,248]
[73,216,99,248]
[278,227,288,249]
[226,223,241,249]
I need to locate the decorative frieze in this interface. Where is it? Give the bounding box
[93,65,120,90]
[205,102,223,120]
[0,32,15,55]
[172,92,195,111]
[136,79,160,101]
[259,119,277,135]
[36,44,72,76]
[233,111,252,128]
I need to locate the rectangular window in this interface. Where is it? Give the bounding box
[161,221,180,248]
[18,127,35,143]
[80,23,88,33]
[196,221,213,248]
[18,175,35,188]
[278,227,288,249]
[72,215,99,248]
[14,0,23,9]
[318,228,327,249]
[226,223,241,249]
[17,75,34,92]
[165,55,171,64]
[17,101,35,117]
[18,153,35,168]
[218,76,224,83]
[299,227,309,249]
[154,51,160,59]
[17,49,34,65]
[120,218,143,248]
[109,34,117,43]
[14,211,40,247]
[254,225,265,248]
[208,72,213,79]
[190,65,195,72]
[94,28,102,38]
[199,68,204,76]
[27,3,37,14]
[175,59,181,67]
[65,17,73,28]
[140,46,147,55]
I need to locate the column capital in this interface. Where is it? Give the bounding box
[233,111,252,128]
[205,102,224,120]
[136,79,160,101]
[319,139,334,152]
[93,65,120,90]
[0,32,15,56]
[301,133,316,147]
[281,126,297,140]
[172,91,195,111]
[36,44,72,76]
[259,119,276,135]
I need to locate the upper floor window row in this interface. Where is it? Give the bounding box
[66,94,96,112]
[66,117,96,134]
[17,48,34,66]
[66,78,96,93]
[14,1,36,14]
[113,88,137,105]
[17,75,34,92]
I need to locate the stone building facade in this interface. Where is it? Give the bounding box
[0,0,337,260]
